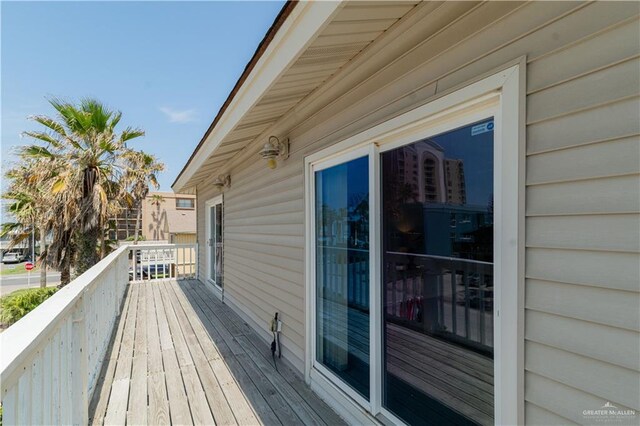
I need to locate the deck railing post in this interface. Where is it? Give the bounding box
[71,295,88,425]
[195,243,199,280]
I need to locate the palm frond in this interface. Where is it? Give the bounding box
[21,131,63,148]
[28,115,67,138]
[120,127,145,144]
[19,145,55,159]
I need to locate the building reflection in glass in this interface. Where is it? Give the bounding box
[382,119,495,425]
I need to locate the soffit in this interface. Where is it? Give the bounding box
[181,1,420,191]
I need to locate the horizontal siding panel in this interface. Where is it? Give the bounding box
[527,175,640,216]
[525,341,640,409]
[225,223,303,237]
[527,96,640,154]
[226,156,301,193]
[526,214,640,252]
[527,57,640,124]
[525,371,637,424]
[224,211,304,227]
[526,248,640,292]
[224,199,302,220]
[528,16,640,93]
[223,273,304,333]
[224,185,303,214]
[227,239,304,262]
[525,402,578,426]
[526,136,640,185]
[223,273,305,343]
[225,232,303,248]
[222,285,305,369]
[525,310,640,371]
[436,1,632,93]
[225,253,304,288]
[526,279,640,331]
[225,245,304,274]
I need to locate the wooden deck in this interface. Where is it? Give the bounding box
[89,279,345,426]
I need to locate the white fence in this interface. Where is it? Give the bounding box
[0,245,129,425]
[129,243,197,282]
[0,243,197,424]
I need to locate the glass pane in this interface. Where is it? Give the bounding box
[215,204,223,288]
[382,118,494,425]
[315,156,370,399]
[209,205,216,282]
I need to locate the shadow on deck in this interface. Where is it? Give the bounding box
[89,279,345,426]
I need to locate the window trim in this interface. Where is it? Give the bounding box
[175,198,195,210]
[307,144,374,411]
[304,60,525,425]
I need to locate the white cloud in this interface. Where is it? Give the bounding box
[159,107,197,123]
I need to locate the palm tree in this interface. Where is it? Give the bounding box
[123,151,164,244]
[2,157,56,287]
[23,98,145,275]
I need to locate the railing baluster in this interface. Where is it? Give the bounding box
[479,273,485,345]
[451,266,457,336]
[464,268,470,339]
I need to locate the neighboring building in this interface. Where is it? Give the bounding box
[111,192,196,243]
[141,192,196,243]
[111,206,138,241]
[173,2,640,425]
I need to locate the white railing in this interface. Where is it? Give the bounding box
[129,243,197,282]
[0,245,130,425]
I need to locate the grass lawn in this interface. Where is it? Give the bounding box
[0,265,39,276]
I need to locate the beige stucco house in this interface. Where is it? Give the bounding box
[141,191,197,243]
[112,192,196,243]
[173,1,640,424]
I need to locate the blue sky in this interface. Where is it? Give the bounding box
[1,0,285,191]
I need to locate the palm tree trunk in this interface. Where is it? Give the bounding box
[59,249,71,287]
[100,223,106,259]
[39,226,47,288]
[134,201,142,244]
[77,227,100,275]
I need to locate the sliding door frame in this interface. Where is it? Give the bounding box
[304,59,525,425]
[205,195,224,296]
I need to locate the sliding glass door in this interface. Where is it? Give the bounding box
[381,119,495,425]
[314,154,370,399]
[310,118,495,425]
[206,197,223,289]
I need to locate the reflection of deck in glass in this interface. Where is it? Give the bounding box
[386,324,494,426]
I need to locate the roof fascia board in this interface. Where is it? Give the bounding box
[173,1,343,192]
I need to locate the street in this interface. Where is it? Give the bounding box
[1,262,60,296]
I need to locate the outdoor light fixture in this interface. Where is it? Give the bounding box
[259,136,289,169]
[212,174,231,190]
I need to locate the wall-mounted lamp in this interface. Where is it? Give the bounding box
[212,174,231,190]
[259,136,289,169]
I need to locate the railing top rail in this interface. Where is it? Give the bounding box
[385,251,494,266]
[130,243,196,250]
[0,244,129,383]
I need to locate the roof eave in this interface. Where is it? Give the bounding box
[172,0,342,193]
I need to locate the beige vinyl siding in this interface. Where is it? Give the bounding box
[195,0,640,416]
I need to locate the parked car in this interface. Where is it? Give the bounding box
[2,251,26,264]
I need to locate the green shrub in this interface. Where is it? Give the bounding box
[0,287,58,325]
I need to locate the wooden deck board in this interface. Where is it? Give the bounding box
[89,279,344,426]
